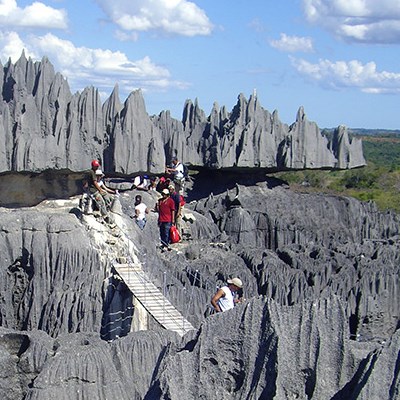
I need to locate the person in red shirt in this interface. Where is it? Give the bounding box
[155,188,176,250]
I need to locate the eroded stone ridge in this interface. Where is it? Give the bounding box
[0,176,398,398]
[0,53,365,174]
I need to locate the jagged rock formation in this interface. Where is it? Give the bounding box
[1,298,399,399]
[0,173,399,399]
[0,209,105,335]
[0,53,365,175]
[149,297,400,400]
[0,52,397,399]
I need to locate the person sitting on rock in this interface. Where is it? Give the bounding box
[155,188,175,251]
[133,194,149,230]
[88,160,115,227]
[211,278,243,313]
[133,175,149,191]
[95,169,117,211]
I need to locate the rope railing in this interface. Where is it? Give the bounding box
[98,215,224,336]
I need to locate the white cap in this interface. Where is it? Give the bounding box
[227,278,243,288]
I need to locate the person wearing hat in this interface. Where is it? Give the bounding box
[211,278,243,313]
[155,188,176,250]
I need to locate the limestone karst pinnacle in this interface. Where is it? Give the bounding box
[0,53,365,174]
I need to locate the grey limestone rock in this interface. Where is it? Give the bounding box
[0,209,104,335]
[0,54,365,175]
[0,328,53,400]
[0,329,180,400]
[149,296,399,400]
[1,52,398,399]
[0,174,399,399]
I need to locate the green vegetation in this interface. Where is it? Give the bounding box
[271,132,400,213]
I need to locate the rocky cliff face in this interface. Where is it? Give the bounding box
[0,174,398,399]
[0,52,397,400]
[1,298,398,400]
[0,53,365,175]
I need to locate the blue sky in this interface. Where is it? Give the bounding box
[0,0,399,129]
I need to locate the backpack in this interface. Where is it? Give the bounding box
[170,225,181,243]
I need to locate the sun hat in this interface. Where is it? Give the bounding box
[162,188,169,195]
[227,277,243,288]
[95,169,103,176]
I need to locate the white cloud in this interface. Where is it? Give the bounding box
[291,57,400,93]
[96,0,213,37]
[270,33,314,53]
[303,0,400,43]
[0,31,188,97]
[0,0,67,29]
[0,31,31,62]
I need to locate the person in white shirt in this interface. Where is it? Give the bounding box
[133,194,149,230]
[165,157,185,194]
[133,175,149,191]
[211,278,243,313]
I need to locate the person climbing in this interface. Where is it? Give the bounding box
[165,156,185,194]
[88,160,115,227]
[133,194,149,230]
[210,278,243,313]
[155,188,175,251]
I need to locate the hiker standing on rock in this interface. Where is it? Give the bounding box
[168,184,182,234]
[165,156,185,194]
[155,188,175,251]
[133,194,149,230]
[211,278,243,313]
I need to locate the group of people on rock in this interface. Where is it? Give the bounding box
[131,156,185,194]
[87,157,185,242]
[86,157,245,313]
[128,158,185,248]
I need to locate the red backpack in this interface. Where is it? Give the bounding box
[170,225,181,243]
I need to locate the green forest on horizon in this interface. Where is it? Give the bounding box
[272,131,400,213]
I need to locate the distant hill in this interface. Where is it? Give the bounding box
[349,128,400,137]
[322,127,400,138]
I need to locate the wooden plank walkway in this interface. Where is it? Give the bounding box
[113,262,195,337]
